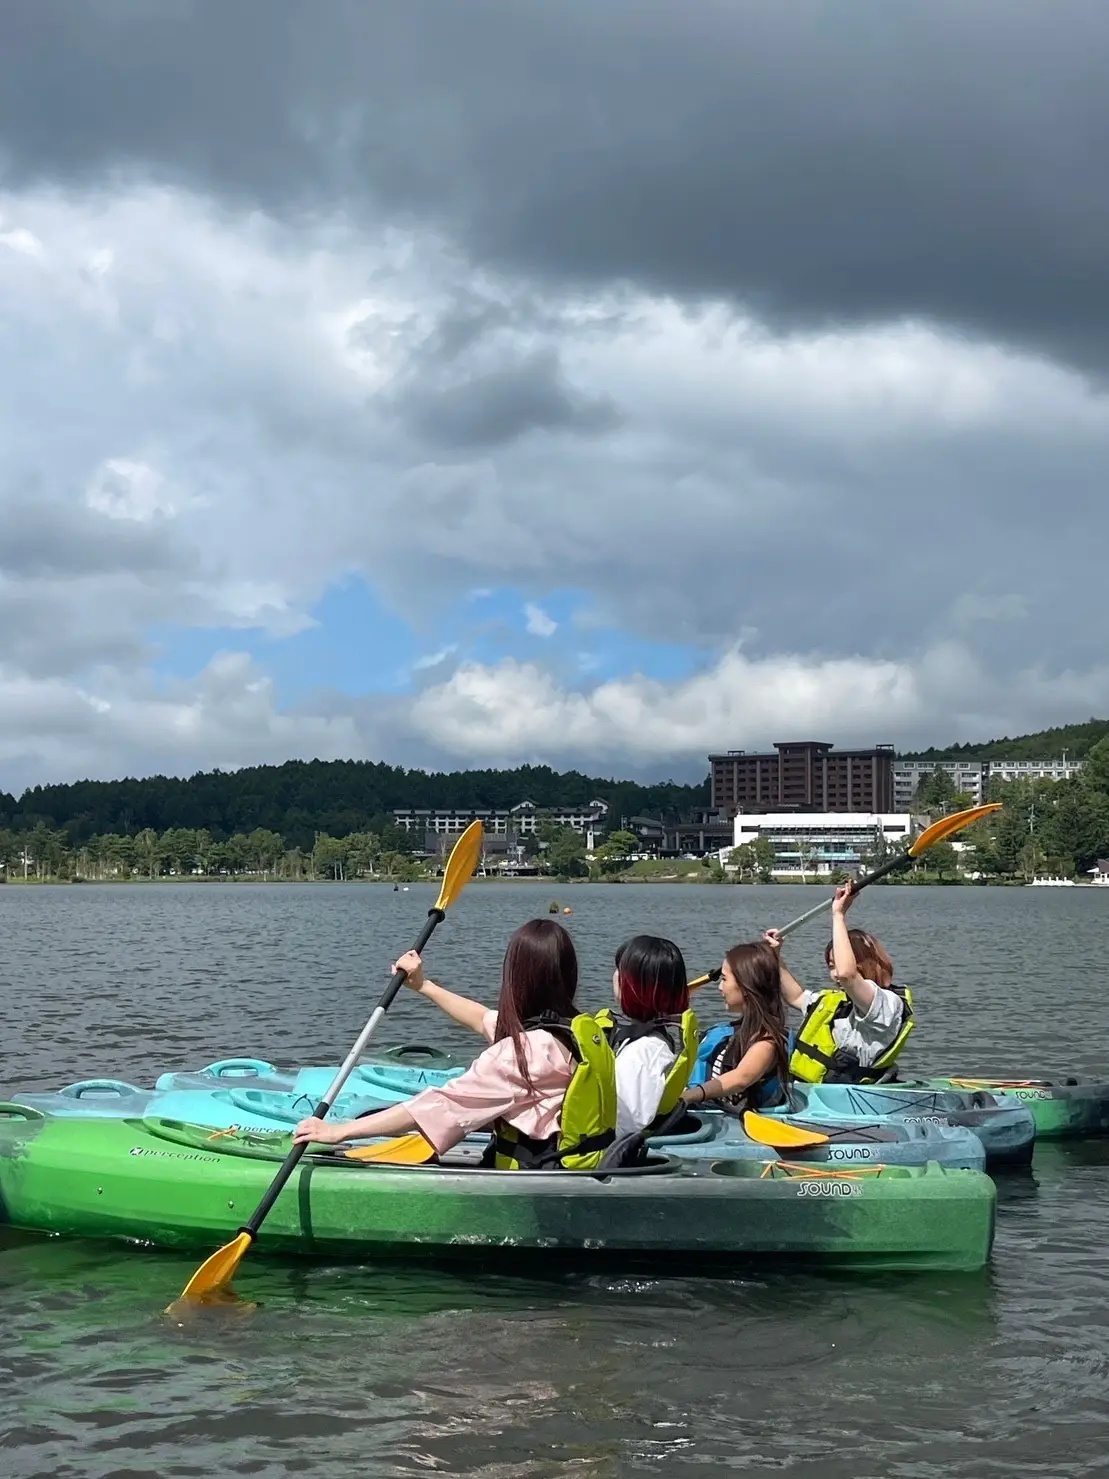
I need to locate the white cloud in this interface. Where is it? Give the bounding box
[0,653,361,789]
[2,178,1109,784]
[412,644,458,671]
[85,458,176,522]
[406,645,1109,768]
[524,602,558,638]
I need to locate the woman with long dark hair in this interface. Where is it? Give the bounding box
[681,940,790,1110]
[608,935,696,1134]
[294,918,616,1168]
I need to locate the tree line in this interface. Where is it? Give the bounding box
[0,824,428,884]
[904,716,1109,763]
[0,757,708,850]
[0,817,631,884]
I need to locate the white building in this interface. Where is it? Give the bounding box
[725,812,912,879]
[893,759,986,808]
[984,757,1083,786]
[393,799,609,850]
[893,755,1084,808]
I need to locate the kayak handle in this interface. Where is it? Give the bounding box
[62,1079,143,1098]
[203,1058,278,1079]
[380,1044,454,1064]
[0,1103,46,1120]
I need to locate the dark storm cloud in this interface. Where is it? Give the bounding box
[396,347,621,449]
[0,498,189,579]
[3,1,1108,366]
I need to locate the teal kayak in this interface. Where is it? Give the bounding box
[913,1077,1109,1140]
[5,1087,987,1170]
[149,1052,1034,1165]
[0,1110,997,1272]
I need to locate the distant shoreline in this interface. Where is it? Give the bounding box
[0,873,1063,889]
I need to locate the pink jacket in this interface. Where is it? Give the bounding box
[407,1010,574,1155]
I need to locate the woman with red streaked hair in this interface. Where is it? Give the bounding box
[608,935,695,1136]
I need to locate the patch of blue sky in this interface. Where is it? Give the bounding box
[148,578,706,703]
[149,578,421,697]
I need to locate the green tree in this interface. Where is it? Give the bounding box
[134,827,159,880]
[545,827,588,878]
[102,833,135,879]
[313,833,348,881]
[591,828,638,876]
[248,828,287,878]
[729,837,775,883]
[915,768,958,814]
[27,822,66,879]
[925,840,959,880]
[345,832,381,878]
[1041,784,1109,873]
[1082,735,1109,796]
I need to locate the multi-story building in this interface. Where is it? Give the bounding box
[726,812,912,879]
[893,755,1084,807]
[393,799,609,851]
[892,759,986,809]
[709,741,895,815]
[984,756,1083,786]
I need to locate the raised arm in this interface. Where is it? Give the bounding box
[393,950,490,1035]
[830,887,877,1012]
[763,929,806,1010]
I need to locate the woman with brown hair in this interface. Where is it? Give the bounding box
[680,939,790,1111]
[767,883,913,1083]
[294,918,618,1169]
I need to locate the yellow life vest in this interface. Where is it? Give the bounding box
[491,1013,617,1170]
[789,987,914,1084]
[595,1007,700,1119]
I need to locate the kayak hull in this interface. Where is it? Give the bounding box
[15,1056,1031,1164]
[652,1111,987,1170]
[779,1083,1036,1166]
[917,1078,1109,1140]
[0,1112,996,1272]
[9,1089,986,1170]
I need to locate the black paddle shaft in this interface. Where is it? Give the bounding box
[242,905,446,1238]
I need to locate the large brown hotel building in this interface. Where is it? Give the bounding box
[709,741,895,815]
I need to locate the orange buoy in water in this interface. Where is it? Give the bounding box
[563,906,572,915]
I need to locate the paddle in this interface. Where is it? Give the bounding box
[742,1109,829,1149]
[174,819,484,1304]
[688,802,1001,989]
[774,801,1001,940]
[342,1133,437,1165]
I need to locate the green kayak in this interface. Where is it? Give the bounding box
[917,1078,1109,1139]
[0,1108,995,1273]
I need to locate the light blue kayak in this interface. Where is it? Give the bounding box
[9,1077,985,1171]
[151,1051,1033,1165]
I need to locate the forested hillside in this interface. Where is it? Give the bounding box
[905,718,1109,761]
[0,759,709,848]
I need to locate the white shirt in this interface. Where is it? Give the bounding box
[797,982,907,1068]
[614,1034,678,1137]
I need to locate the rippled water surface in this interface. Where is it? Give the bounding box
[2,881,1108,1477]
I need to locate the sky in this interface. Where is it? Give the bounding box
[2,0,1108,792]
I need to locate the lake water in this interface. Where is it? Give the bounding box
[2,881,1108,1477]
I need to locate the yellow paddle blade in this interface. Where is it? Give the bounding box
[342,1133,437,1164]
[907,802,1001,856]
[434,820,484,912]
[172,1230,253,1304]
[743,1110,830,1149]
